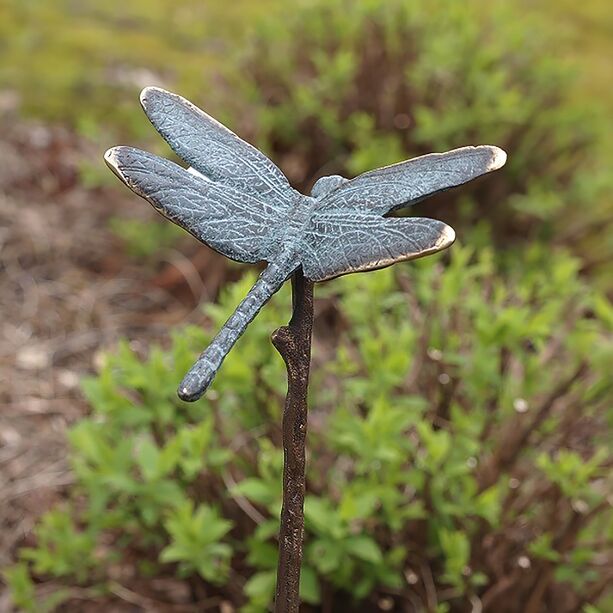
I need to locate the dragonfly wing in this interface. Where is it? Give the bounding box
[318,146,506,215]
[301,213,455,281]
[105,146,284,264]
[140,87,298,213]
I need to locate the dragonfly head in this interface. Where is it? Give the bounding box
[311,174,349,200]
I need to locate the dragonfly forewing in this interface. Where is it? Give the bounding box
[318,145,506,216]
[140,87,299,213]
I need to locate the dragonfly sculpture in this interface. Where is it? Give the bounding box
[105,87,506,401]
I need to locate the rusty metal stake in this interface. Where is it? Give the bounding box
[271,269,314,613]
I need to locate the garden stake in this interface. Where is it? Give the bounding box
[271,269,314,612]
[105,86,506,609]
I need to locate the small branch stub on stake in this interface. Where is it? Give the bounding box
[272,269,314,613]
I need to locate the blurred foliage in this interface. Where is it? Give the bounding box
[108,216,187,259]
[526,0,613,110]
[6,245,612,611]
[222,0,612,280]
[0,0,272,142]
[1,0,610,278]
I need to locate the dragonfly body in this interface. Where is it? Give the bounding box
[178,190,356,400]
[180,247,298,400]
[105,87,506,400]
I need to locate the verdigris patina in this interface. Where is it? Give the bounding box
[105,87,506,401]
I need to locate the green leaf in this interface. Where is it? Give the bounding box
[244,570,276,607]
[300,565,321,605]
[233,478,277,507]
[136,438,161,481]
[4,563,37,612]
[345,536,383,565]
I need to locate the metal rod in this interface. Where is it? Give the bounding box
[272,269,314,613]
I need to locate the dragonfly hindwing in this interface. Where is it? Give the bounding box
[301,213,455,281]
[104,146,286,264]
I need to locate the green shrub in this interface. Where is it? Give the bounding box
[0,0,274,141]
[223,0,611,275]
[7,244,612,611]
[108,217,187,259]
[2,0,611,278]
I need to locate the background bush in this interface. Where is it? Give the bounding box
[223,0,612,278]
[1,0,610,276]
[6,246,612,611]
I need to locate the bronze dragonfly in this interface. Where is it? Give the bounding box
[105,88,506,401]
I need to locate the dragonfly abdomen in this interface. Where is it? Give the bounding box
[178,249,299,401]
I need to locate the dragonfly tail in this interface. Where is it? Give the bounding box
[178,255,298,401]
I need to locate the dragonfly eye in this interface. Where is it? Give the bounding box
[311,174,349,199]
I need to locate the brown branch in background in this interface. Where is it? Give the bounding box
[478,362,588,491]
[272,269,314,613]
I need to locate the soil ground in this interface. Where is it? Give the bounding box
[0,120,231,610]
